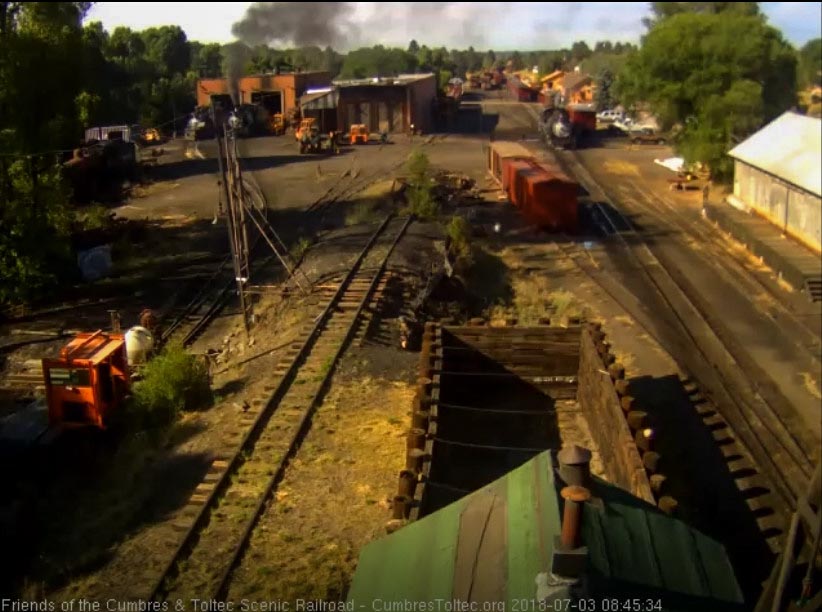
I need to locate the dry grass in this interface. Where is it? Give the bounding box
[227,376,414,602]
[602,159,641,177]
[800,372,822,400]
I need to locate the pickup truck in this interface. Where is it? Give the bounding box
[628,127,667,145]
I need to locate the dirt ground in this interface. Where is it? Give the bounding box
[0,123,475,598]
[2,93,810,605]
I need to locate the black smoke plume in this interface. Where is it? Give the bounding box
[231,2,358,49]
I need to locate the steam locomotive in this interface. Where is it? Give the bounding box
[538,100,597,150]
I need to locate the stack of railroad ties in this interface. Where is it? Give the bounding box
[487,141,579,233]
[389,319,678,530]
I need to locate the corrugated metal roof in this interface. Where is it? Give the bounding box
[347,450,744,609]
[729,112,822,198]
[299,89,338,110]
[332,73,435,88]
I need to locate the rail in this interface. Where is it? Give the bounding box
[146,214,411,601]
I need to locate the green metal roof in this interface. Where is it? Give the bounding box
[347,451,744,611]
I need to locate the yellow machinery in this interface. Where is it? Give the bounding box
[295,118,316,141]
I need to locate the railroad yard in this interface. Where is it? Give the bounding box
[1,90,820,610]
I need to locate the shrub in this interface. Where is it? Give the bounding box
[446,216,471,259]
[130,344,213,428]
[407,149,430,184]
[406,184,439,219]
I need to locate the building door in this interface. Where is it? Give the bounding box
[346,102,371,130]
[392,102,404,133]
[378,103,390,133]
[251,91,283,116]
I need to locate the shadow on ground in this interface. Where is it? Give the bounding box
[628,373,776,604]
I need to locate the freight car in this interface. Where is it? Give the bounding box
[486,141,579,233]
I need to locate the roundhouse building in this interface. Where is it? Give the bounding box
[195,71,332,116]
[299,73,437,135]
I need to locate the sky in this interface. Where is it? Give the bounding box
[85,2,822,50]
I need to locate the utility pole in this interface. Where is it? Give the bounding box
[212,100,252,335]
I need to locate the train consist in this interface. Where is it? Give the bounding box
[487,141,579,233]
[538,102,597,149]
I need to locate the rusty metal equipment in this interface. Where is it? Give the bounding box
[41,330,130,429]
[350,124,369,145]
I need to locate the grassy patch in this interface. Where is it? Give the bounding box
[290,237,312,262]
[548,289,581,321]
[129,344,213,428]
[345,199,381,226]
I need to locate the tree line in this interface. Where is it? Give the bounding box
[0,1,819,308]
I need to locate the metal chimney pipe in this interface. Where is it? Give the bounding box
[560,485,591,550]
[557,445,593,487]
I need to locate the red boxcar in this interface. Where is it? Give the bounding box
[505,159,536,203]
[500,155,533,193]
[511,161,579,232]
[488,141,532,184]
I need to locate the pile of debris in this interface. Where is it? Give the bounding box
[431,171,484,207]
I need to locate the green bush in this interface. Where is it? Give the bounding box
[407,149,430,184]
[446,216,472,259]
[404,149,439,220]
[130,344,213,428]
[406,184,439,219]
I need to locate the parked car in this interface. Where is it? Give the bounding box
[628,127,667,145]
[596,109,624,123]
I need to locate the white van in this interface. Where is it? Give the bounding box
[596,109,624,123]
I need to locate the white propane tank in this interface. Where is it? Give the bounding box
[125,326,154,366]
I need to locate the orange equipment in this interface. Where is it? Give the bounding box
[42,330,130,429]
[350,124,369,145]
[295,117,316,141]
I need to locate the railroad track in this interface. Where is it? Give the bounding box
[158,176,283,349]
[554,150,816,543]
[621,176,821,360]
[143,214,411,602]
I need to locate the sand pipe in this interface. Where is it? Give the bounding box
[643,451,661,473]
[608,363,625,380]
[412,411,430,430]
[392,495,411,520]
[398,470,417,497]
[614,379,630,396]
[406,448,428,473]
[407,428,426,451]
[636,428,655,452]
[626,411,649,431]
[560,486,591,550]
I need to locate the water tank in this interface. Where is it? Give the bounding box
[125,326,154,366]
